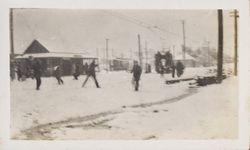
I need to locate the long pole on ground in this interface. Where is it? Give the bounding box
[217,9,224,83]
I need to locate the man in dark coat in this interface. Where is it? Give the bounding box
[165,51,173,67]
[32,59,42,90]
[131,61,142,91]
[73,63,81,80]
[83,62,89,75]
[154,51,161,73]
[176,60,185,77]
[16,62,22,81]
[54,66,64,85]
[82,60,100,88]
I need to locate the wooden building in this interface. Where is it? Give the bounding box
[110,57,131,71]
[174,53,197,67]
[15,39,97,77]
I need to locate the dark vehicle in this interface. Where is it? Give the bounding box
[155,51,175,76]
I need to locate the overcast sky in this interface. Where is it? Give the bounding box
[12,9,234,57]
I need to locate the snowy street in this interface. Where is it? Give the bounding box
[11,67,238,140]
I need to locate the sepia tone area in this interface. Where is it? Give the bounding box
[10,9,238,140]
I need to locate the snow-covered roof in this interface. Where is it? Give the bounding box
[174,54,196,61]
[111,57,131,61]
[15,52,97,59]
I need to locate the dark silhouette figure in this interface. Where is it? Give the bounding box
[16,63,23,81]
[54,66,64,85]
[172,64,176,78]
[73,63,81,80]
[165,51,173,67]
[32,59,42,90]
[154,51,161,73]
[145,63,151,73]
[131,61,142,91]
[82,60,100,88]
[83,62,89,75]
[10,60,15,81]
[176,60,185,77]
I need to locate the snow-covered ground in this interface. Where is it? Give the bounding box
[10,66,238,140]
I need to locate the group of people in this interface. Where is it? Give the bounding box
[52,61,100,88]
[155,51,185,78]
[13,55,185,92]
[31,59,142,91]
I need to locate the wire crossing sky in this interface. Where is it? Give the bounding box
[12,9,234,57]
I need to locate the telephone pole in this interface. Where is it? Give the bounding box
[181,20,186,60]
[10,8,14,55]
[230,9,239,76]
[96,48,99,58]
[217,9,224,83]
[172,45,175,59]
[207,41,210,66]
[138,34,142,67]
[10,8,16,80]
[105,38,109,71]
[130,48,133,60]
[112,48,114,58]
[145,41,148,65]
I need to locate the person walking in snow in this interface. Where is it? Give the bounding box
[16,62,23,81]
[32,59,42,90]
[54,65,64,85]
[83,62,89,75]
[131,61,142,91]
[176,60,185,77]
[165,51,173,67]
[82,60,100,88]
[73,63,81,80]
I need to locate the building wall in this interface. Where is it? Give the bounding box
[174,59,196,68]
[110,59,130,71]
[15,57,97,77]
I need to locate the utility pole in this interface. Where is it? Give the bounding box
[105,38,109,72]
[217,9,224,83]
[10,8,15,80]
[112,48,114,58]
[230,9,239,76]
[181,20,186,60]
[130,48,133,60]
[207,41,210,66]
[145,41,148,65]
[138,34,142,67]
[10,8,14,55]
[96,48,99,58]
[172,45,175,59]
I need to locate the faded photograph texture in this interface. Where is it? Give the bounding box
[10,9,238,140]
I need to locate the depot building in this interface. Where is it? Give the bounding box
[15,39,98,77]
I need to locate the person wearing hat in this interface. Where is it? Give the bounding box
[32,59,42,90]
[131,61,142,91]
[82,60,100,88]
[54,65,64,85]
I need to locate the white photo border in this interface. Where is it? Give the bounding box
[0,0,249,149]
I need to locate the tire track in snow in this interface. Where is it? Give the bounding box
[128,88,198,108]
[19,88,198,140]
